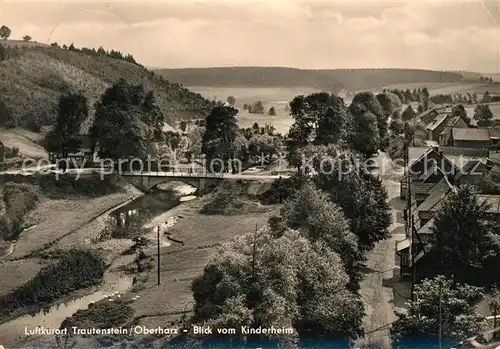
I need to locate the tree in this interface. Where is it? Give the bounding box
[201,105,239,172]
[473,104,493,126]
[401,105,416,122]
[90,79,164,160]
[351,92,388,150]
[389,110,404,135]
[479,166,500,194]
[227,95,236,106]
[430,185,500,286]
[421,87,430,110]
[179,120,187,132]
[0,25,11,40]
[164,131,182,150]
[451,104,470,124]
[306,145,392,253]
[348,103,380,157]
[191,228,364,340]
[43,92,89,158]
[248,134,279,162]
[482,91,491,103]
[287,92,349,148]
[376,92,402,119]
[268,107,276,116]
[22,35,31,42]
[277,182,363,290]
[250,101,264,114]
[391,275,488,347]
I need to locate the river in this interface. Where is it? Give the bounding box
[0,183,197,347]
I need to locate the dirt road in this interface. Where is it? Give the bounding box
[355,152,407,348]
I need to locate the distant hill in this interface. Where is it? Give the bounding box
[0,44,215,131]
[156,67,465,91]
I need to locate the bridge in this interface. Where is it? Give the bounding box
[121,171,289,193]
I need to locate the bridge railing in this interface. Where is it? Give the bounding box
[121,170,225,178]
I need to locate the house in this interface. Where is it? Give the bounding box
[397,177,455,277]
[450,128,490,149]
[49,135,96,166]
[425,112,453,142]
[397,145,497,279]
[399,146,457,200]
[400,146,490,198]
[417,108,440,125]
[490,128,500,149]
[438,115,469,146]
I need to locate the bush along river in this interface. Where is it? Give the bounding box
[0,183,197,347]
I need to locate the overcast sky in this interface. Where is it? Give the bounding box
[2,0,499,72]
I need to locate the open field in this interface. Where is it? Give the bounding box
[382,81,500,95]
[128,183,280,327]
[465,102,500,119]
[7,187,139,260]
[188,86,322,134]
[0,259,41,297]
[0,128,47,159]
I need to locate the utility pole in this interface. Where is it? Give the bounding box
[411,215,416,302]
[406,138,415,302]
[438,281,443,349]
[157,225,161,285]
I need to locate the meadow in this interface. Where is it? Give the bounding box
[188,86,322,135]
[381,81,500,95]
[189,83,500,134]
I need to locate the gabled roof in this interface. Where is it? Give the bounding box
[417,218,435,235]
[426,113,449,131]
[452,128,490,141]
[440,116,468,136]
[408,146,433,166]
[417,178,453,212]
[489,128,500,139]
[455,160,489,179]
[477,195,500,214]
[440,146,489,157]
[417,108,438,119]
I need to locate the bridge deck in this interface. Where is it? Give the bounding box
[121,171,289,180]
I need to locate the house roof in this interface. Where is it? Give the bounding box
[452,128,490,141]
[440,146,489,157]
[417,108,438,120]
[455,160,489,179]
[477,195,500,214]
[440,116,468,136]
[396,238,411,252]
[445,156,488,171]
[426,113,449,131]
[489,128,500,138]
[417,178,453,212]
[408,147,432,165]
[417,218,435,235]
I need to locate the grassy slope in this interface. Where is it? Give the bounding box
[0,46,215,129]
[156,67,464,91]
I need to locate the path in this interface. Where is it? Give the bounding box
[355,151,407,348]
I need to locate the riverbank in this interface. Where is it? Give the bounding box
[0,176,145,347]
[128,180,280,333]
